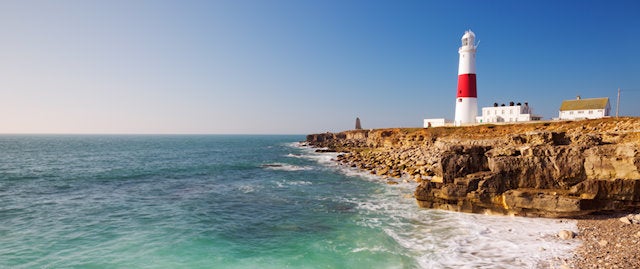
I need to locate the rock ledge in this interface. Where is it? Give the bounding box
[307,118,640,217]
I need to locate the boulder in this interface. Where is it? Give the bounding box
[619,216,632,224]
[558,230,576,240]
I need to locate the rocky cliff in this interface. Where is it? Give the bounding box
[306,118,640,217]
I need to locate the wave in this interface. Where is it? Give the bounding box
[285,153,305,158]
[261,163,313,172]
[293,142,578,268]
[289,143,340,166]
[274,180,313,188]
[350,181,578,268]
[350,246,391,254]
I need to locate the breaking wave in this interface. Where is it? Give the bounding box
[261,163,313,171]
[293,142,578,268]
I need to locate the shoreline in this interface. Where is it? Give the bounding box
[334,151,640,268]
[303,137,640,268]
[305,145,580,268]
[305,118,640,267]
[307,118,640,218]
[570,213,640,269]
[335,153,640,268]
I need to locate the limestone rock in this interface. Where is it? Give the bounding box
[619,216,632,224]
[306,118,640,217]
[503,189,582,216]
[623,213,640,224]
[558,230,576,240]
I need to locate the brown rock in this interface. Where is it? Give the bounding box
[503,189,582,217]
[620,216,632,224]
[558,230,576,240]
[307,118,640,217]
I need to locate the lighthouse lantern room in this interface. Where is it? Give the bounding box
[454,30,478,126]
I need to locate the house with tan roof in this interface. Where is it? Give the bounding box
[558,96,610,120]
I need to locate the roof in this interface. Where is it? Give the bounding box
[462,30,475,39]
[559,97,609,111]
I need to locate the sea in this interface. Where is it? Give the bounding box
[0,135,578,269]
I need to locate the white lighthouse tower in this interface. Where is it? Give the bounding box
[454,30,478,126]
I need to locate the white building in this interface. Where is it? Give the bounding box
[476,102,542,123]
[558,96,610,120]
[423,118,449,128]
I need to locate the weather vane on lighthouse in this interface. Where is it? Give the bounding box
[454,30,478,126]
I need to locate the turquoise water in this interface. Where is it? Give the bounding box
[0,135,576,268]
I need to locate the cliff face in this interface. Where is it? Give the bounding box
[306,118,640,217]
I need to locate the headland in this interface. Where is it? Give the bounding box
[306,117,640,218]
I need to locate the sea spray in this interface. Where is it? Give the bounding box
[298,142,578,268]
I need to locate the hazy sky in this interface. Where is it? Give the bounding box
[1,1,638,134]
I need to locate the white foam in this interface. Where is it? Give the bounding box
[350,246,390,254]
[274,180,312,188]
[288,141,579,268]
[287,180,312,186]
[262,163,313,172]
[297,143,579,268]
[237,184,258,194]
[352,183,577,269]
[403,212,576,268]
[294,143,412,183]
[293,143,340,162]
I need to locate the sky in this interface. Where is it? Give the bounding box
[0,0,638,134]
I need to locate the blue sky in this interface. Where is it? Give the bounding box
[0,1,638,134]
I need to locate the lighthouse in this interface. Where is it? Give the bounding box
[454,30,478,126]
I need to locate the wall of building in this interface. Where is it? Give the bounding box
[476,104,540,123]
[423,118,448,128]
[558,109,608,120]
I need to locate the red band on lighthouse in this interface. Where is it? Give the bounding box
[456,74,477,98]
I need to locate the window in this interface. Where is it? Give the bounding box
[588,110,593,114]
[570,111,574,115]
[578,111,584,114]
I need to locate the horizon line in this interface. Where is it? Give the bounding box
[0,132,310,136]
